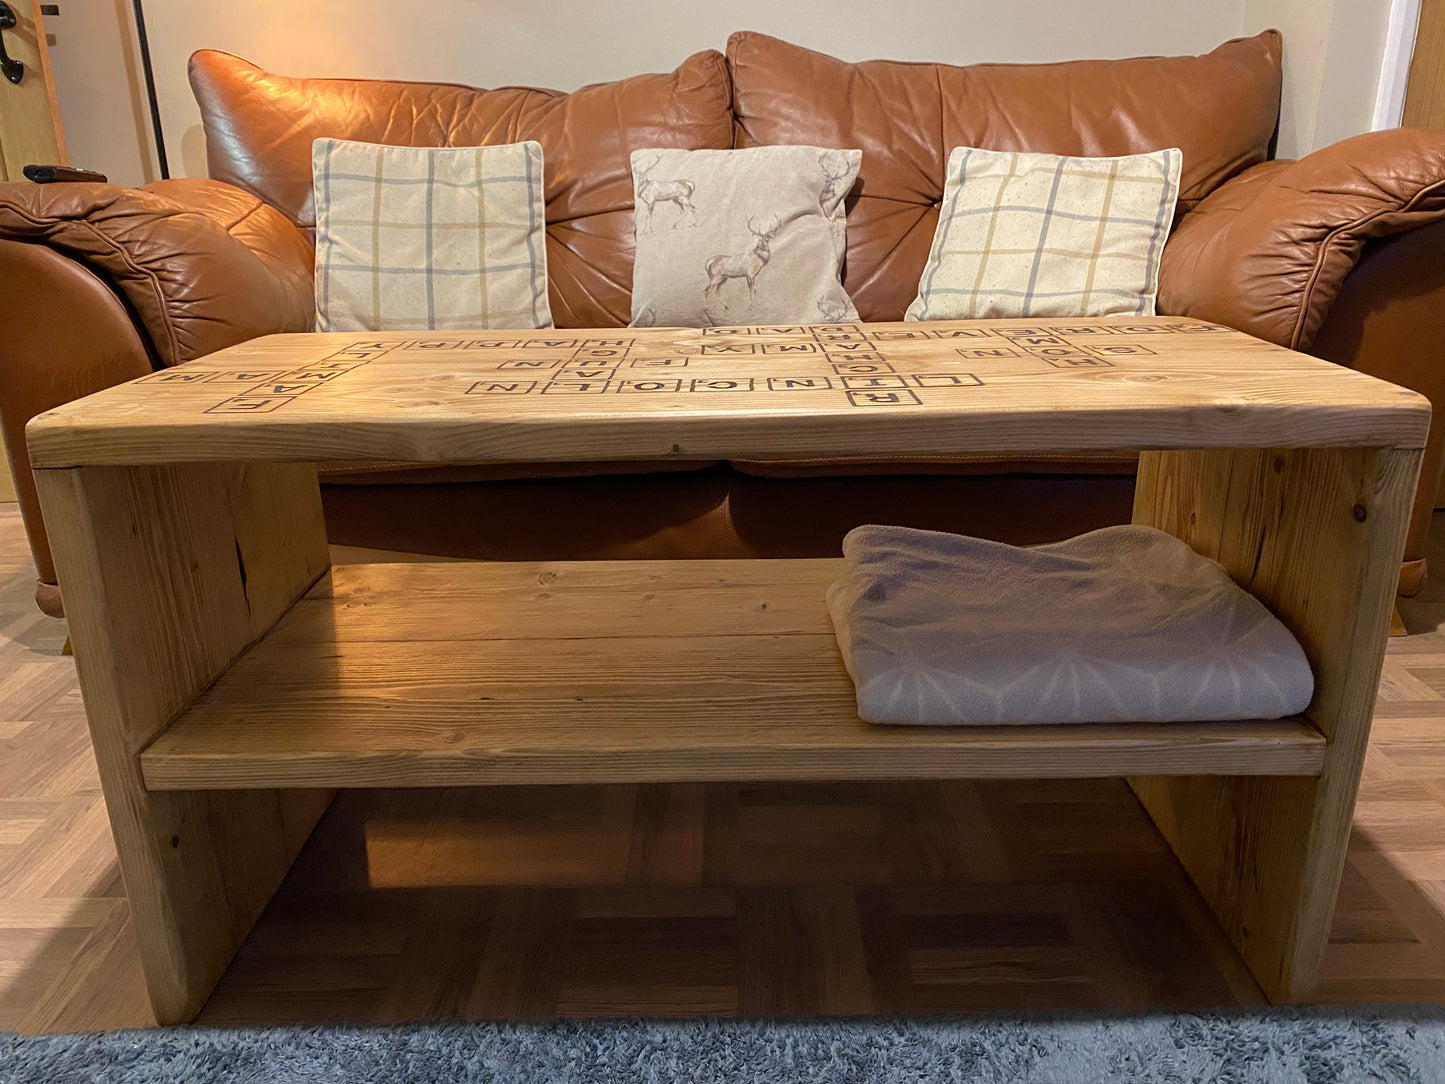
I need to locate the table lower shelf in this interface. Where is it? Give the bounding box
[138,559,1327,791]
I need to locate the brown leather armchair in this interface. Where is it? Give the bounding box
[3,30,1444,618]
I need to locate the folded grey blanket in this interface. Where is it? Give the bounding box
[826,524,1314,726]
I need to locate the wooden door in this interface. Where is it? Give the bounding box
[0,0,63,181]
[1406,0,1445,129]
[0,0,62,499]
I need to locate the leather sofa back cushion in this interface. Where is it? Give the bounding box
[189,49,736,327]
[729,31,1283,322]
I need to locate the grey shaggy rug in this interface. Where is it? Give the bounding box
[3,1010,1443,1083]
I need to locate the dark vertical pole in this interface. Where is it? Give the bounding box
[131,0,168,179]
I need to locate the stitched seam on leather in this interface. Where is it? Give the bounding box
[0,198,182,363]
[851,207,941,307]
[707,48,729,123]
[225,198,266,236]
[935,65,946,199]
[1290,175,1445,349]
[720,47,741,149]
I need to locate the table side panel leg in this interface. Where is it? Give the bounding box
[32,462,334,1024]
[1129,445,1421,1001]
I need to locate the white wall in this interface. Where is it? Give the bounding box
[51,0,1247,186]
[44,0,156,184]
[1240,0,1401,157]
[45,0,1414,185]
[1313,0,1395,149]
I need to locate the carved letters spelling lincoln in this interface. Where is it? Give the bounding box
[137,321,1224,415]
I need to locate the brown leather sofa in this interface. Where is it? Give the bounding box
[4,30,1445,618]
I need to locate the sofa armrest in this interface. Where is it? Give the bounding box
[1158,128,1445,350]
[0,177,314,365]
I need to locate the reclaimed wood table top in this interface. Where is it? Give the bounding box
[25,317,1431,469]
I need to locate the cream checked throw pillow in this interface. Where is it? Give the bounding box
[313,138,552,332]
[629,146,861,328]
[906,147,1181,321]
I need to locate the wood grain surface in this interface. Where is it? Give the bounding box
[0,0,65,182]
[1131,444,1422,1000]
[31,463,334,1024]
[25,319,1431,469]
[22,507,1445,1026]
[1405,0,1445,130]
[138,561,1328,791]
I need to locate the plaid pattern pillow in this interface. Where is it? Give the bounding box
[312,138,552,332]
[906,147,1181,321]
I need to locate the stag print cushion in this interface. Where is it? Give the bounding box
[827,524,1314,726]
[906,147,1181,321]
[312,138,552,332]
[629,145,861,327]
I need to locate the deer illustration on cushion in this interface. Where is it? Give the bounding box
[704,216,781,303]
[819,151,853,215]
[627,145,861,327]
[634,154,697,229]
[817,295,852,323]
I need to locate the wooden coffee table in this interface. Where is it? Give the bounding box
[26,317,1428,1022]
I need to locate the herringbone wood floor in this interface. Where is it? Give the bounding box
[6,502,1445,1030]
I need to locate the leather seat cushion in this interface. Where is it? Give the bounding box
[317,460,720,485]
[728,454,1138,478]
[319,465,1138,561]
[314,455,1134,486]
